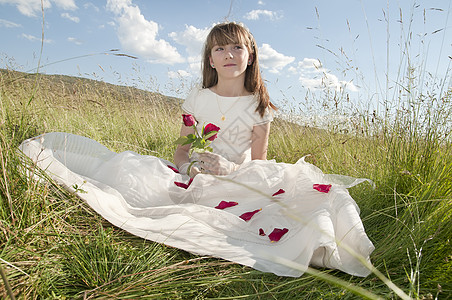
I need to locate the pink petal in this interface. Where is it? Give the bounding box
[215,201,238,209]
[239,209,261,221]
[167,165,180,173]
[313,184,332,193]
[259,228,266,236]
[272,189,285,196]
[268,228,289,242]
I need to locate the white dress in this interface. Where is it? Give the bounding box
[19,87,374,277]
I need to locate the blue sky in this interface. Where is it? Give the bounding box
[0,0,450,112]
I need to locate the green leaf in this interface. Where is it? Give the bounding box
[203,131,218,140]
[201,125,206,136]
[192,138,203,149]
[174,136,189,145]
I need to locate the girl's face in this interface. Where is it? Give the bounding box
[209,43,251,82]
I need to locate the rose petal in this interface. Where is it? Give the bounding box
[204,123,220,141]
[182,114,195,127]
[313,184,332,193]
[167,165,179,173]
[174,178,194,189]
[268,228,289,242]
[239,209,261,221]
[259,228,266,236]
[174,181,189,189]
[215,201,238,209]
[272,189,285,196]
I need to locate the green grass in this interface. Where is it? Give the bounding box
[1,66,450,299]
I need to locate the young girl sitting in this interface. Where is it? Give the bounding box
[174,22,275,177]
[20,22,374,277]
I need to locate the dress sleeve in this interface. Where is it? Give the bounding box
[254,107,274,126]
[181,87,199,115]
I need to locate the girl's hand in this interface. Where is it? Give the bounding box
[178,162,201,178]
[194,152,239,175]
[188,165,201,178]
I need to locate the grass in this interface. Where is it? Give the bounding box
[1,66,450,299]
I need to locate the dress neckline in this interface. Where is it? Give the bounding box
[207,87,253,99]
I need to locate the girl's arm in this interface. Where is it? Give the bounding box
[251,122,271,160]
[174,124,193,167]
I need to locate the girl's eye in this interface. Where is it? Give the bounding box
[214,47,224,51]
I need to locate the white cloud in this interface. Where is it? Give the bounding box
[67,37,82,45]
[106,0,183,64]
[0,18,21,27]
[61,12,79,23]
[258,43,295,74]
[21,33,53,43]
[169,24,210,57]
[297,57,323,70]
[0,0,77,17]
[83,2,99,12]
[244,9,282,21]
[168,70,191,79]
[294,58,358,92]
[169,24,211,74]
[53,0,76,10]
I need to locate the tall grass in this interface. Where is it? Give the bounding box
[1,62,451,298]
[1,3,451,299]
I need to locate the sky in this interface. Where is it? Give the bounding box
[1,0,451,114]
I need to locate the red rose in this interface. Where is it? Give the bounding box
[182,114,196,127]
[203,123,220,141]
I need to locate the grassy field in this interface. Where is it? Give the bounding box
[0,65,451,299]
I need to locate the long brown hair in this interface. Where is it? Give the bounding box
[201,22,276,117]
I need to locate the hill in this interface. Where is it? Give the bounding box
[0,68,182,108]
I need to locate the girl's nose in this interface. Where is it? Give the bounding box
[226,51,233,59]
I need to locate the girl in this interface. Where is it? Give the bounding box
[20,22,374,278]
[174,22,276,177]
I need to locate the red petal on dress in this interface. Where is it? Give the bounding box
[239,209,261,221]
[259,228,266,236]
[272,189,285,196]
[174,181,189,189]
[174,178,193,189]
[167,165,180,173]
[215,201,238,209]
[313,184,332,193]
[268,228,289,242]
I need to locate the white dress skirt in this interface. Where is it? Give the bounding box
[19,132,375,277]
